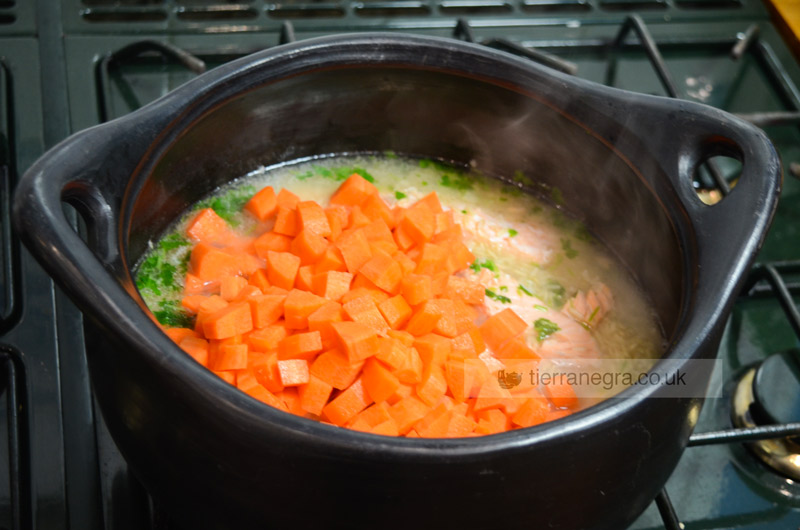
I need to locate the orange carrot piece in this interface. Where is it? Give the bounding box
[247,323,288,352]
[190,243,241,282]
[415,192,444,214]
[445,276,485,305]
[343,296,390,336]
[203,302,253,340]
[359,250,403,294]
[220,275,248,302]
[450,331,479,360]
[312,270,353,302]
[213,343,249,371]
[232,285,262,302]
[496,336,539,360]
[414,333,452,368]
[405,300,444,337]
[543,378,578,409]
[362,358,401,404]
[399,202,435,246]
[277,359,310,386]
[330,174,378,207]
[291,229,329,265]
[325,205,350,241]
[213,370,236,385]
[370,418,400,436]
[434,211,454,235]
[386,383,414,405]
[414,243,447,276]
[179,336,209,366]
[251,351,284,393]
[388,396,430,435]
[416,363,448,406]
[273,205,299,237]
[401,274,433,306]
[183,273,207,295]
[186,208,232,244]
[284,289,327,329]
[453,300,478,335]
[265,251,301,290]
[445,241,476,274]
[247,294,285,329]
[310,349,364,390]
[166,327,198,343]
[350,402,393,430]
[394,347,423,385]
[361,193,395,229]
[253,232,292,258]
[362,218,396,246]
[277,331,323,361]
[275,188,299,208]
[296,200,332,238]
[322,378,373,426]
[474,409,509,435]
[340,287,389,306]
[478,308,528,353]
[335,229,373,274]
[386,329,415,348]
[331,321,380,362]
[295,265,314,292]
[377,295,412,330]
[545,409,572,422]
[444,359,487,402]
[245,186,278,221]
[298,374,333,416]
[180,295,207,314]
[279,387,306,416]
[511,394,550,428]
[392,251,416,276]
[307,301,344,350]
[428,298,458,338]
[414,401,454,438]
[314,246,346,274]
[374,337,408,370]
[446,412,477,437]
[248,268,270,292]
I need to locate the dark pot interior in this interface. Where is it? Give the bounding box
[127,66,685,340]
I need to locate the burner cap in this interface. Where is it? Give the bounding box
[731,351,800,481]
[752,349,800,426]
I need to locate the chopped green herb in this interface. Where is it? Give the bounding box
[295,170,315,181]
[534,304,549,311]
[512,169,535,187]
[587,306,600,323]
[440,173,474,191]
[384,150,397,159]
[308,165,375,183]
[395,191,407,200]
[518,284,534,297]
[561,238,578,259]
[531,205,543,214]
[159,233,190,252]
[501,186,523,197]
[421,181,428,186]
[153,300,194,328]
[508,228,518,237]
[546,279,566,308]
[195,185,256,225]
[550,186,565,206]
[469,259,497,273]
[419,159,431,169]
[461,209,468,214]
[574,224,593,242]
[534,318,560,341]
[499,197,508,202]
[499,286,508,292]
[485,289,511,304]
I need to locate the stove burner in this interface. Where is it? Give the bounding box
[732,351,800,481]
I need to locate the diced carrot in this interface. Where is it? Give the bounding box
[434,211,454,235]
[393,222,416,251]
[474,409,508,435]
[511,394,550,428]
[247,294,285,329]
[273,205,298,237]
[266,251,301,290]
[232,285,262,302]
[399,202,435,246]
[277,359,310,386]
[314,246,346,274]
[277,331,323,361]
[213,370,236,385]
[362,358,401,404]
[249,268,270,292]
[496,336,539,360]
[377,295,412,330]
[445,276,485,305]
[296,200,332,238]
[388,396,430,435]
[186,208,232,244]
[325,205,349,241]
[361,193,395,229]
[401,274,433,306]
[386,383,414,405]
[394,347,423,385]
[450,331,479,360]
[348,206,372,229]
[387,329,415,348]
[335,229,373,274]
[478,308,528,353]
[183,273,207,295]
[279,387,306,416]
[330,174,378,207]
[180,295,206,314]
[310,349,364,390]
[392,251,416,275]
[331,321,380,362]
[179,336,209,366]
[405,300,444,337]
[415,243,447,276]
[453,300,478,335]
[444,359,487,402]
[350,402,393,430]
[446,412,477,437]
[213,343,249,371]
[445,242,476,274]
[375,337,407,370]
[362,219,396,246]
[203,302,253,340]
[312,270,353,302]
[413,334,451,367]
[342,296,390,336]
[295,265,314,292]
[284,289,327,329]
[190,243,241,282]
[241,377,288,412]
[247,323,288,352]
[220,275,248,302]
[427,299,457,338]
[543,378,578,409]
[291,229,329,265]
[245,186,278,221]
[413,400,454,437]
[322,379,373,426]
[276,188,300,209]
[251,352,284,393]
[298,374,333,416]
[359,250,403,294]
[415,192,444,214]
[195,295,228,331]
[307,301,344,350]
[545,409,572,422]
[253,232,292,258]
[165,327,198,343]
[416,363,448,406]
[341,287,389,306]
[351,272,381,292]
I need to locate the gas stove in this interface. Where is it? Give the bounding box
[2,1,800,528]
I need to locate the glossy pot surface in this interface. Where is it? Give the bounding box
[13,33,780,530]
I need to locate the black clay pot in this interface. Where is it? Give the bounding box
[13,34,780,530]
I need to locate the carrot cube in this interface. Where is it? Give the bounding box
[277,331,323,361]
[253,232,292,258]
[343,296,390,336]
[511,394,550,428]
[266,251,301,290]
[307,301,344,350]
[399,202,436,246]
[362,358,401,404]
[245,186,278,221]
[214,343,249,371]
[416,363,448,406]
[401,274,433,306]
[284,289,327,329]
[247,294,285,329]
[377,295,412,330]
[335,229,373,274]
[479,308,528,352]
[277,359,310,386]
[322,379,373,426]
[296,200,332,237]
[314,246,346,274]
[359,251,403,294]
[445,276,485,305]
[312,270,353,302]
[388,396,430,435]
[273,205,298,237]
[310,349,364,390]
[413,333,451,367]
[404,300,444,337]
[298,374,333,416]
[331,321,380,362]
[543,379,578,409]
[295,265,314,292]
[220,275,248,302]
[247,323,288,352]
[330,174,378,207]
[179,336,209,366]
[202,302,253,340]
[186,208,232,244]
[190,243,241,282]
[291,229,329,265]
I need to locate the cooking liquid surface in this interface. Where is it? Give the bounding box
[136,155,665,423]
